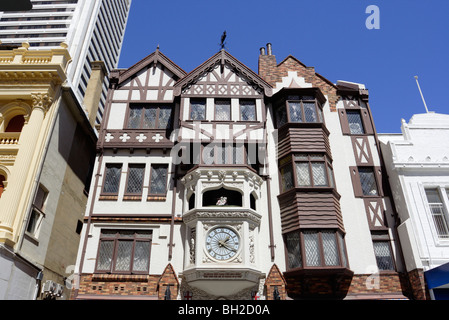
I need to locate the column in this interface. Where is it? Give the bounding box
[0,93,52,246]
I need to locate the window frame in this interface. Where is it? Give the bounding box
[279,154,336,193]
[239,99,257,122]
[372,240,396,271]
[26,185,48,238]
[214,98,231,121]
[94,229,153,275]
[358,167,379,197]
[124,164,145,199]
[346,109,365,135]
[101,163,122,199]
[284,229,349,271]
[126,104,173,130]
[275,95,324,128]
[189,98,207,121]
[424,187,449,240]
[148,164,169,196]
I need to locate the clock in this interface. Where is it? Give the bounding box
[205,227,240,261]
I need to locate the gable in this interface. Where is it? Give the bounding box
[174,50,272,97]
[110,49,186,102]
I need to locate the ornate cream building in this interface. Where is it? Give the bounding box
[0,42,99,299]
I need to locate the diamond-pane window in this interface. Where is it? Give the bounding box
[280,163,294,192]
[142,107,157,129]
[103,164,121,194]
[288,101,303,122]
[128,105,173,129]
[296,162,311,186]
[240,100,256,121]
[322,232,340,266]
[133,241,151,271]
[150,165,168,194]
[311,162,328,186]
[128,107,142,129]
[158,106,172,129]
[215,99,231,121]
[126,165,144,194]
[286,232,302,269]
[304,231,321,266]
[347,110,365,134]
[293,154,334,188]
[373,241,395,270]
[96,240,114,271]
[96,230,152,274]
[190,99,206,120]
[303,102,318,122]
[358,167,378,196]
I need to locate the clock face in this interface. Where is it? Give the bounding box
[205,227,240,261]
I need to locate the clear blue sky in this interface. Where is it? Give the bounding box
[118,0,449,133]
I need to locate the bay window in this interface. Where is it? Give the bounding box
[276,95,324,127]
[285,229,348,270]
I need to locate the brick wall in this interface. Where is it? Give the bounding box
[258,53,339,111]
[265,264,287,300]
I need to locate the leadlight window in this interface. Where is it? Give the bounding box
[279,157,294,192]
[126,165,145,195]
[127,105,172,129]
[285,230,348,270]
[240,100,256,121]
[102,164,122,194]
[190,99,206,120]
[215,99,231,121]
[294,154,335,188]
[358,167,378,196]
[276,95,323,127]
[95,229,152,274]
[425,188,449,239]
[202,144,246,165]
[373,241,395,271]
[149,165,168,195]
[346,110,365,134]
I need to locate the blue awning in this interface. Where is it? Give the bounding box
[424,262,449,289]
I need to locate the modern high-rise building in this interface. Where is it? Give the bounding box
[0,0,132,124]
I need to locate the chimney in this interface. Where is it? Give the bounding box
[83,60,107,127]
[258,43,277,86]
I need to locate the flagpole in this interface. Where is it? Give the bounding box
[414,76,429,113]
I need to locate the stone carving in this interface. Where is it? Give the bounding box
[31,93,53,113]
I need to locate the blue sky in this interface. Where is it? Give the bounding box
[118,0,449,133]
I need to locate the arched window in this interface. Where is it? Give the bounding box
[202,187,242,207]
[5,115,25,132]
[0,175,5,198]
[250,193,256,210]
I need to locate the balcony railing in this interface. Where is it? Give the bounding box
[0,132,20,145]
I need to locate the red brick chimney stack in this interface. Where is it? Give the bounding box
[258,43,278,86]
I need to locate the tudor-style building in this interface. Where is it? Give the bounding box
[73,44,417,300]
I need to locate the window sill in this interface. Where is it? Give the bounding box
[147,195,166,201]
[123,195,142,201]
[99,195,118,201]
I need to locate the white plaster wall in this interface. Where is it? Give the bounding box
[326,99,378,273]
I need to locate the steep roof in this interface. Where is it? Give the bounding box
[174,49,273,97]
[113,48,187,86]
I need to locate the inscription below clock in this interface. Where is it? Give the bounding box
[205,227,240,261]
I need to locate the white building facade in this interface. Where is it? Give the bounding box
[379,112,449,300]
[0,0,132,123]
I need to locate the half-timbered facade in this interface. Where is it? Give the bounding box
[73,44,418,300]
